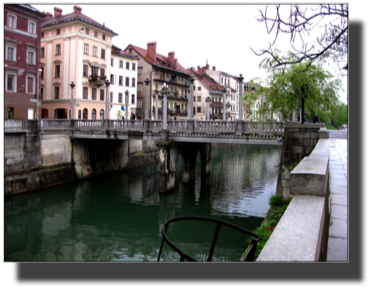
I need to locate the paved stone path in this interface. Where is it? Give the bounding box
[327,135,348,261]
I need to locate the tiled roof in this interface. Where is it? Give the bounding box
[127,44,191,76]
[187,69,225,93]
[112,45,139,60]
[6,4,45,18]
[42,11,117,36]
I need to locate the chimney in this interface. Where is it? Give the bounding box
[206,63,209,70]
[168,52,175,64]
[73,6,82,14]
[54,7,62,17]
[212,66,216,71]
[174,58,177,69]
[147,42,157,61]
[197,66,201,73]
[43,12,53,20]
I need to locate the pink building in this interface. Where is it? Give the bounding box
[4,4,45,120]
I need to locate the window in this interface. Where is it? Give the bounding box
[7,108,14,119]
[132,63,136,70]
[125,77,129,87]
[126,62,130,69]
[6,42,16,61]
[41,32,44,38]
[138,67,142,75]
[92,88,97,100]
[100,89,105,101]
[118,93,123,103]
[84,44,89,54]
[137,82,142,92]
[92,66,98,77]
[54,87,60,99]
[6,72,16,92]
[110,92,113,103]
[40,67,44,79]
[101,49,105,59]
[136,98,141,108]
[94,31,98,38]
[93,46,98,57]
[92,109,96,120]
[41,47,45,57]
[100,68,105,77]
[197,107,201,113]
[83,65,89,77]
[110,74,115,84]
[86,28,90,34]
[155,69,158,76]
[119,60,123,68]
[56,29,60,35]
[100,109,104,119]
[26,75,35,94]
[119,76,123,86]
[78,110,82,119]
[27,48,36,65]
[55,65,60,78]
[83,108,88,120]
[132,78,135,87]
[111,58,114,66]
[193,96,195,102]
[102,34,106,41]
[56,44,61,55]
[155,83,158,90]
[28,21,36,35]
[83,87,88,99]
[8,14,16,28]
[197,96,201,101]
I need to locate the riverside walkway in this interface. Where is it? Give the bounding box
[327,130,348,261]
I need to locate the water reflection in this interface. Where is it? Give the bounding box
[4,144,281,262]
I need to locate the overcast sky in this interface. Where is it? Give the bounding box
[32,2,347,103]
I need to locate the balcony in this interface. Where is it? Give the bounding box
[89,75,106,88]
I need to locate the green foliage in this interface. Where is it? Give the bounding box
[330,103,348,127]
[242,195,292,260]
[244,59,342,123]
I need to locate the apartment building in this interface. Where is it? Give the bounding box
[109,45,139,120]
[40,6,117,119]
[4,4,45,120]
[125,42,192,120]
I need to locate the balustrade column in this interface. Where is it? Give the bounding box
[154,90,159,120]
[105,80,110,120]
[144,78,150,120]
[223,88,226,121]
[188,76,195,120]
[125,90,129,120]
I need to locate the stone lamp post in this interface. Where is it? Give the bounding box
[205,95,211,121]
[105,79,110,120]
[188,76,195,120]
[162,82,169,130]
[237,74,244,121]
[124,89,129,120]
[154,90,159,120]
[144,78,150,120]
[69,81,75,120]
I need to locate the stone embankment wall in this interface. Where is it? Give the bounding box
[4,124,159,197]
[257,125,330,261]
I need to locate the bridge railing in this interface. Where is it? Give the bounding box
[36,119,285,135]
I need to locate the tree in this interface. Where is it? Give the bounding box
[243,60,342,124]
[252,4,348,73]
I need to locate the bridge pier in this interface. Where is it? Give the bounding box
[155,138,212,193]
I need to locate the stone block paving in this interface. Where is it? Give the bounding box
[327,137,348,262]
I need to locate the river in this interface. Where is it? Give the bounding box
[4,144,281,262]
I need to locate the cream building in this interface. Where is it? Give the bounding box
[40,6,117,119]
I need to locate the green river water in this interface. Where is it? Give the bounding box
[4,144,281,262]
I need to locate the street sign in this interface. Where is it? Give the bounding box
[30,99,37,102]
[76,103,79,107]
[37,102,41,106]
[121,106,125,111]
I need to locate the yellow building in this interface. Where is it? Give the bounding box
[40,6,117,119]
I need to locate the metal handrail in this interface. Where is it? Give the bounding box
[157,216,262,262]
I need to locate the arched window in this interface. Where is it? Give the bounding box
[41,108,48,119]
[100,109,104,120]
[83,108,88,120]
[92,109,96,120]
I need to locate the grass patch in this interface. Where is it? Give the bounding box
[241,195,292,261]
[326,124,337,130]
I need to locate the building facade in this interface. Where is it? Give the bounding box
[40,6,117,119]
[125,42,192,120]
[109,45,139,120]
[4,4,45,120]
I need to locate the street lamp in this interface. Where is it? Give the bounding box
[162,82,169,129]
[154,89,159,120]
[69,81,75,119]
[37,68,42,119]
[105,79,110,119]
[205,94,211,121]
[237,74,244,121]
[124,89,129,120]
